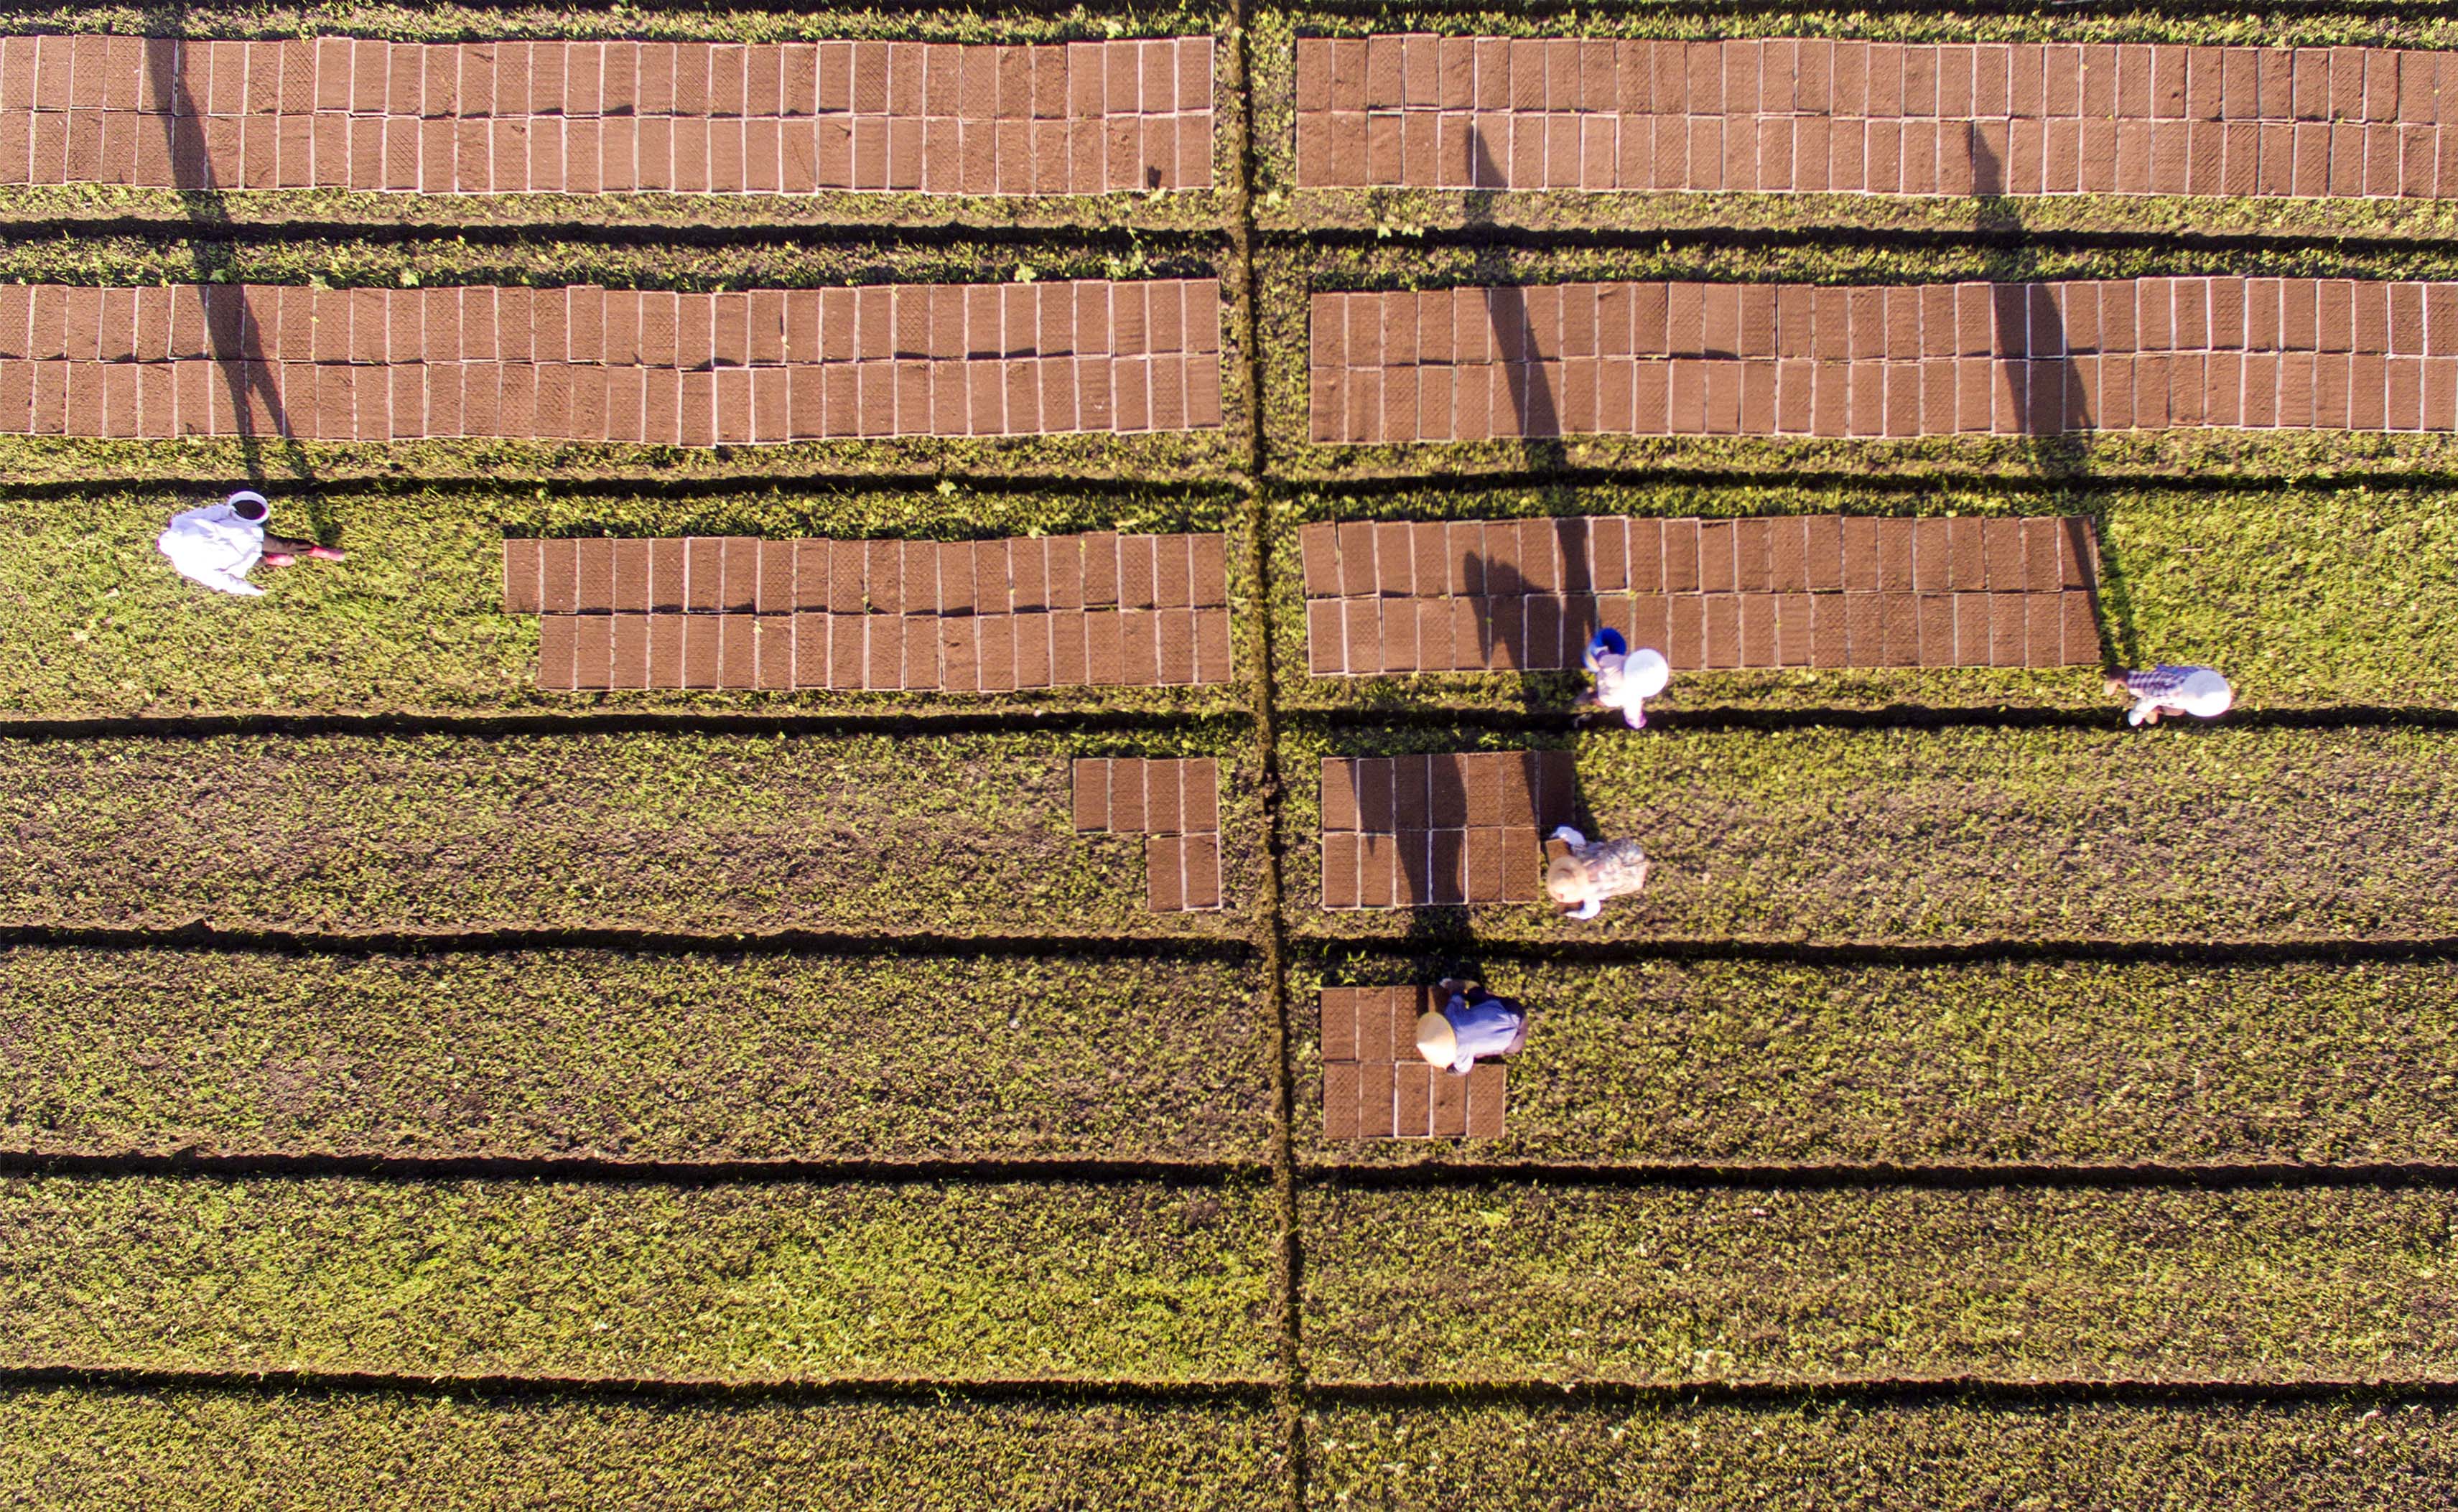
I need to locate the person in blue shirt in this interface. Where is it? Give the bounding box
[1414,977,1528,1076]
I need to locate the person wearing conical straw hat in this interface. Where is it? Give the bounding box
[1415,977,1528,1077]
[1545,825,1649,920]
[157,490,345,597]
[2106,665,2232,727]
[1575,626,1670,729]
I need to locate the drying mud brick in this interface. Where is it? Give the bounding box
[1069,757,1226,913]
[1320,985,1508,1139]
[1295,513,2103,673]
[1310,279,2458,442]
[6,279,1222,442]
[4,36,1215,195]
[1320,752,1566,909]
[1298,37,2458,205]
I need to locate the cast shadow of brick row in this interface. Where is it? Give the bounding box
[1295,36,2458,201]
[506,533,1232,692]
[1071,757,1224,913]
[1320,986,1506,1139]
[1320,751,1576,910]
[1299,513,2102,674]
[0,36,1216,195]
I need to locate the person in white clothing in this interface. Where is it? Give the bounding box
[157,490,344,597]
[2105,666,2233,727]
[1575,627,1670,729]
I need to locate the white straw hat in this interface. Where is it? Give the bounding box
[1415,1011,1456,1068]
[225,490,269,522]
[1626,645,1671,698]
[2178,668,2233,719]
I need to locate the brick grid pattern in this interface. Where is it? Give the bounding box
[1297,36,2458,199]
[1297,514,2101,673]
[1310,279,2458,442]
[0,279,1222,442]
[506,533,1233,692]
[0,36,1214,194]
[1321,751,1575,909]
[1070,757,1225,912]
[1321,986,1507,1139]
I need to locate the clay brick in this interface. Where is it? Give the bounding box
[1072,757,1110,831]
[1147,834,1184,912]
[535,613,578,689]
[1358,1063,1399,1137]
[1356,831,1397,908]
[1464,1063,1506,1137]
[1464,825,1506,902]
[1394,1063,1433,1137]
[502,538,544,613]
[1321,987,1359,1062]
[1431,1068,1468,1137]
[1321,831,1360,909]
[1323,1063,1360,1139]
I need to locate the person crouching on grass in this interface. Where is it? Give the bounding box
[1575,627,1670,729]
[1545,826,1649,920]
[2107,665,2233,727]
[157,490,345,598]
[1415,978,1527,1076]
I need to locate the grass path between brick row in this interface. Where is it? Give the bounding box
[0,1176,1275,1383]
[0,483,1244,718]
[0,946,1276,1164]
[0,1386,1285,1512]
[1299,1183,2458,1386]
[1267,479,2458,714]
[1285,957,2458,1170]
[1306,1397,2458,1511]
[0,729,1259,939]
[1284,724,2458,946]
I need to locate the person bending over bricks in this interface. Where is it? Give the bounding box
[1415,978,1528,1076]
[1576,627,1670,729]
[2106,666,2233,727]
[1545,826,1650,920]
[157,490,345,598]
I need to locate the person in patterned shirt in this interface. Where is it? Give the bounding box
[1545,826,1651,920]
[2106,666,2233,727]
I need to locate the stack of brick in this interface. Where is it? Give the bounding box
[1295,36,2458,200]
[1308,278,2458,442]
[1321,750,1576,908]
[503,533,1232,691]
[1071,757,1225,912]
[1321,986,1507,1139]
[1298,513,2101,674]
[0,278,1222,442]
[0,35,1214,194]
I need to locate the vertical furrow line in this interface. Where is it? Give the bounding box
[1219,3,1304,1507]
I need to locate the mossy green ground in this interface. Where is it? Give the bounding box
[0,1388,1284,1512]
[1301,1184,2458,1385]
[0,1176,1274,1381]
[0,482,1247,717]
[1271,479,2458,712]
[0,729,1258,938]
[1285,724,2458,945]
[1309,1398,2458,1511]
[0,946,1274,1162]
[1292,958,2458,1168]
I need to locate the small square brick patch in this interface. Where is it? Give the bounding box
[1071,756,1226,913]
[1319,984,1507,1141]
[1319,751,1573,910]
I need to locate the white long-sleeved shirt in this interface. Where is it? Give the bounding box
[157,503,266,596]
[1588,651,1651,729]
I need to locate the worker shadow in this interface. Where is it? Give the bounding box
[146,34,335,544]
[1453,531,1598,719]
[1464,128,1566,474]
[1329,749,1593,933]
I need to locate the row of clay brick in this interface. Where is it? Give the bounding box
[1308,352,2458,442]
[0,282,1222,367]
[534,608,1232,691]
[1145,834,1226,913]
[1300,516,2093,601]
[1323,752,1577,835]
[1297,106,2458,198]
[1071,757,1222,836]
[0,355,1221,441]
[1308,589,2100,676]
[1323,986,1447,1061]
[1324,1060,1505,1139]
[506,535,1230,618]
[0,107,1210,194]
[1311,282,2458,366]
[1323,827,1555,907]
[0,37,1216,119]
[1295,39,2458,128]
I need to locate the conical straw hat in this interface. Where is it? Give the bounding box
[1415,1011,1456,1066]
